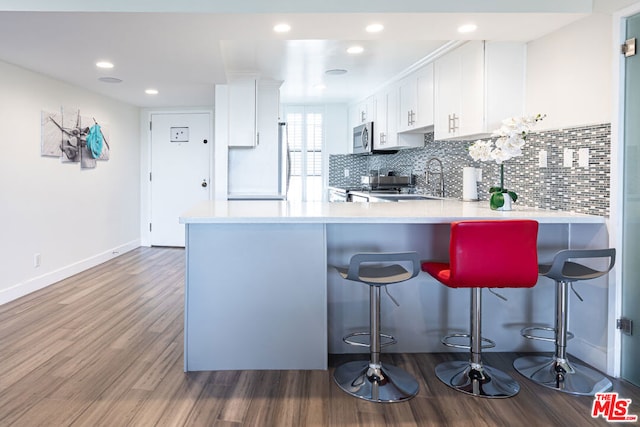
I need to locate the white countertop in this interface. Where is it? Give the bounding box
[179,199,605,224]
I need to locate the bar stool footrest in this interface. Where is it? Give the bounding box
[343,331,397,348]
[520,326,574,342]
[441,333,495,350]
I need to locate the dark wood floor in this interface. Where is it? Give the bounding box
[0,247,638,426]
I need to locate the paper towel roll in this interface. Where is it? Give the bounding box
[463,167,478,201]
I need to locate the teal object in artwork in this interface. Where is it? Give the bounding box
[86,123,103,158]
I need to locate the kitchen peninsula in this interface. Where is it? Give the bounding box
[179,200,609,372]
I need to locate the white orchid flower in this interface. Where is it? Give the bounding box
[468,139,494,162]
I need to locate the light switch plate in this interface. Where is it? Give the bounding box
[578,148,589,168]
[563,148,574,167]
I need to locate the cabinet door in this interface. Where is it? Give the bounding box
[386,86,399,146]
[397,76,417,133]
[360,96,374,123]
[458,41,485,137]
[228,79,257,147]
[434,49,462,140]
[374,87,399,149]
[374,92,387,149]
[414,63,434,129]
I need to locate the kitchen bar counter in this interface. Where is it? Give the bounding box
[180,200,609,372]
[180,199,604,224]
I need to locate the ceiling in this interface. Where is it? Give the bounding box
[0,1,629,107]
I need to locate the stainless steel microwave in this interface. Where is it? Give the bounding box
[353,122,373,154]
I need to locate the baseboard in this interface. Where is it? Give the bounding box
[0,240,140,306]
[570,337,609,374]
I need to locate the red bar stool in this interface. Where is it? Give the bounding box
[513,248,615,395]
[422,220,539,398]
[333,252,421,403]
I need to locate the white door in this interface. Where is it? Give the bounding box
[151,112,211,246]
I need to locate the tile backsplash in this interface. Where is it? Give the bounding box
[329,123,611,217]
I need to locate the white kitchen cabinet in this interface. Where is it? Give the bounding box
[373,86,398,150]
[398,63,434,133]
[374,85,424,150]
[434,41,525,141]
[228,76,258,147]
[349,95,375,132]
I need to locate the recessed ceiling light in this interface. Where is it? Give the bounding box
[98,77,122,83]
[458,24,478,34]
[96,61,114,69]
[366,23,384,33]
[347,46,364,54]
[325,69,348,75]
[145,89,159,95]
[273,23,291,33]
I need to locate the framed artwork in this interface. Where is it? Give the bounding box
[41,107,111,169]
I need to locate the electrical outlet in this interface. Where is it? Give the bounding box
[475,168,482,182]
[344,168,349,178]
[34,253,40,268]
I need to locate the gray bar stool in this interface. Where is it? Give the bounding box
[333,252,421,403]
[513,248,615,396]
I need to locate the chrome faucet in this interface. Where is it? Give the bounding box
[426,157,445,197]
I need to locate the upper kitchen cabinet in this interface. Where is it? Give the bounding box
[434,41,525,141]
[374,85,424,151]
[349,95,375,130]
[397,63,434,133]
[228,75,259,147]
[373,85,398,150]
[224,75,282,148]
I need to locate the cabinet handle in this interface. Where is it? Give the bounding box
[361,111,366,122]
[448,114,459,133]
[407,111,411,127]
[256,132,260,146]
[411,110,416,126]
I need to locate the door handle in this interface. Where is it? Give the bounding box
[201,180,208,188]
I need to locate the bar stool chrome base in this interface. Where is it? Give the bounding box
[436,360,520,398]
[513,355,612,396]
[333,360,419,403]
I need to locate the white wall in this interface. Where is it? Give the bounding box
[526,13,613,129]
[0,60,141,304]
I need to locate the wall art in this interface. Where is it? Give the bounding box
[41,107,110,169]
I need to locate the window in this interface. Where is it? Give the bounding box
[284,106,323,201]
